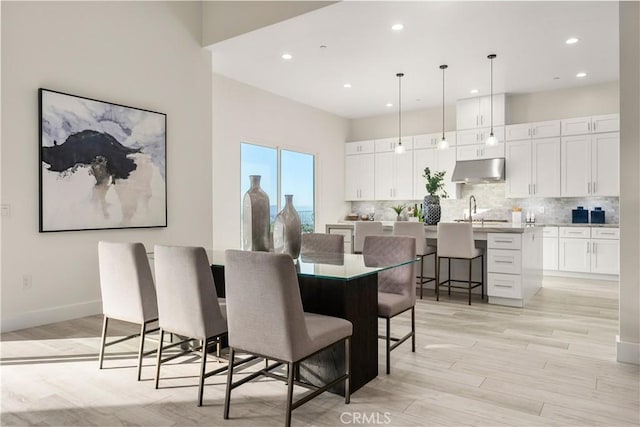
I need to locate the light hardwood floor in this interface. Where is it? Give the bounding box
[1,277,639,426]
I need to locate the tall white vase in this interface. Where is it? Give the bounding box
[273,194,302,259]
[242,175,271,252]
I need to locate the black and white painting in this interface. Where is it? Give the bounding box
[39,89,167,232]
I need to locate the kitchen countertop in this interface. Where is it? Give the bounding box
[326,221,619,233]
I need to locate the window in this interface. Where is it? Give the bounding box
[240,143,315,236]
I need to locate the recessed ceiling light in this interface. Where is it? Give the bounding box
[576,72,587,78]
[553,76,560,80]
[343,83,352,88]
[281,53,293,60]
[470,89,479,94]
[415,98,422,102]
[319,45,327,49]
[391,23,404,31]
[566,37,579,45]
[385,103,393,107]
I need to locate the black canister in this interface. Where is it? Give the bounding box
[572,206,588,224]
[590,207,605,224]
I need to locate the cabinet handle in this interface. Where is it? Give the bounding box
[528,184,531,195]
[533,128,536,136]
[533,184,536,194]
[568,231,583,234]
[587,242,590,253]
[494,260,513,264]
[593,242,597,254]
[588,122,591,132]
[494,240,513,243]
[593,181,597,194]
[476,115,479,126]
[593,122,597,132]
[494,284,513,288]
[528,128,531,137]
[599,232,615,235]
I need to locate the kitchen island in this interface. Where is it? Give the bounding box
[326,222,543,307]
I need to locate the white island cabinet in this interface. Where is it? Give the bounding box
[487,227,543,308]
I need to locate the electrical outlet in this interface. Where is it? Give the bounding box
[22,275,32,290]
[538,206,545,214]
[0,204,10,217]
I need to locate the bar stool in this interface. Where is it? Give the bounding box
[353,221,383,254]
[393,222,437,299]
[436,222,484,305]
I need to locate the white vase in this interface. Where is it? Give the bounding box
[273,194,302,258]
[242,175,271,251]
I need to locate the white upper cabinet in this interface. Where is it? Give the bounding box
[374,137,413,200]
[345,140,376,201]
[345,140,374,155]
[457,94,505,130]
[561,132,619,197]
[413,145,459,200]
[505,137,560,198]
[591,132,620,196]
[413,131,456,149]
[457,126,505,146]
[374,137,413,153]
[457,142,505,161]
[506,120,561,141]
[561,114,619,136]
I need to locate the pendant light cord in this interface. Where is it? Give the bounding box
[397,73,404,145]
[442,66,445,140]
[488,54,496,135]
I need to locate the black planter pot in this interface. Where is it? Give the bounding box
[423,195,441,225]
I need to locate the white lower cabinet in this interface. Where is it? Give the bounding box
[487,229,542,307]
[542,226,559,271]
[556,227,619,275]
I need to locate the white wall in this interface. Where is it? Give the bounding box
[348,82,619,142]
[0,1,213,332]
[618,1,640,365]
[211,74,350,250]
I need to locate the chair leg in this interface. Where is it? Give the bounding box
[216,337,222,362]
[137,321,147,381]
[154,328,165,389]
[433,251,438,294]
[481,254,485,299]
[448,258,452,295]
[345,338,351,404]
[411,307,416,352]
[436,257,440,301]
[385,317,391,375]
[98,316,109,369]
[285,361,295,427]
[223,347,235,419]
[198,339,208,406]
[468,259,473,306]
[419,255,424,299]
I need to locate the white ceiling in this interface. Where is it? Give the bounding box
[208,1,619,119]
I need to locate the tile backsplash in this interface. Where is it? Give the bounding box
[350,183,619,224]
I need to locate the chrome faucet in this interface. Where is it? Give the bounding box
[468,195,477,223]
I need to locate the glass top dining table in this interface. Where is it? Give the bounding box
[206,250,418,281]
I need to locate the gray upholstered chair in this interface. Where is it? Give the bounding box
[363,235,417,375]
[301,233,344,254]
[436,222,484,305]
[153,245,228,406]
[223,250,352,427]
[353,221,383,253]
[98,241,158,381]
[393,222,437,299]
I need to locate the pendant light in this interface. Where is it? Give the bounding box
[485,54,498,146]
[438,64,449,150]
[394,72,406,154]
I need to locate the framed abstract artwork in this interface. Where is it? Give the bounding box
[39,89,167,232]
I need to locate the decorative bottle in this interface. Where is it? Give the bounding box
[273,194,302,259]
[242,175,271,252]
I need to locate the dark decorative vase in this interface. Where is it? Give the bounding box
[242,175,271,252]
[273,194,302,259]
[423,195,441,225]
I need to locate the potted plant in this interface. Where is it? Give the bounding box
[391,204,405,221]
[423,167,448,225]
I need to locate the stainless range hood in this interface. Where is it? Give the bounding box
[451,158,505,183]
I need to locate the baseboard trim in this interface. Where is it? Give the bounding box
[1,300,102,333]
[544,270,619,281]
[616,336,640,365]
